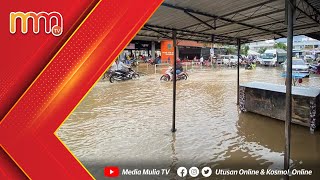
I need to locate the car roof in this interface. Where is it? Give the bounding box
[284,58,306,62]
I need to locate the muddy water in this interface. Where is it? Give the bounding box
[57,65,320,180]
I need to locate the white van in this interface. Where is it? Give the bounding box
[218,55,239,65]
[260,49,287,66]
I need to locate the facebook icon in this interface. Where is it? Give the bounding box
[177,167,187,177]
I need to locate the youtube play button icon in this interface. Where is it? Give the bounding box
[104,166,120,178]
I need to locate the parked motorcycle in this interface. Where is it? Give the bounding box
[147,58,156,65]
[160,66,188,81]
[130,59,138,67]
[109,68,139,83]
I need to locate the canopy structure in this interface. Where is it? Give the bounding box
[135,0,320,44]
[306,31,320,40]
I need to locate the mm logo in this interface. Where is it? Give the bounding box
[10,11,63,36]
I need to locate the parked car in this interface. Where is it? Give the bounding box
[309,64,320,74]
[305,55,316,61]
[282,59,310,77]
[215,57,223,64]
[256,57,263,64]
[228,55,239,64]
[218,55,238,66]
[304,55,315,64]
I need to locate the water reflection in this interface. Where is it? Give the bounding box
[57,65,320,179]
[169,133,178,180]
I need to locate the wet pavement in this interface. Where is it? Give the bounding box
[57,64,320,180]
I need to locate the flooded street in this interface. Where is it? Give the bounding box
[57,65,320,180]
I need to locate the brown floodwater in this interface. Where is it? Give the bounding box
[57,64,320,180]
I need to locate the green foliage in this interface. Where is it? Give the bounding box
[224,45,249,56]
[226,46,236,54]
[273,42,287,50]
[258,47,267,54]
[241,45,250,56]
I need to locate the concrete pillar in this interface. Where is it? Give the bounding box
[285,0,294,179]
[237,39,241,105]
[176,45,179,60]
[151,41,156,59]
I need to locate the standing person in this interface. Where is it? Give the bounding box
[193,56,197,66]
[200,56,204,66]
[153,56,159,65]
[158,56,162,64]
[125,55,130,65]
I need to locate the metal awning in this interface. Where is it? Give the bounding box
[306,31,320,40]
[135,0,320,44]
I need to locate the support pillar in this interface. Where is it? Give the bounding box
[284,0,294,179]
[151,41,156,59]
[237,39,241,105]
[211,35,215,67]
[172,30,177,133]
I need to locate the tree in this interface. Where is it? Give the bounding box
[273,42,287,50]
[215,43,225,55]
[226,46,236,54]
[258,47,267,54]
[241,45,250,56]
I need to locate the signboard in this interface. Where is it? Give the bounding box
[161,40,174,64]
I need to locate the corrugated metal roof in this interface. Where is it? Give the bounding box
[308,0,320,10]
[136,0,320,44]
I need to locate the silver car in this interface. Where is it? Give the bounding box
[282,59,310,76]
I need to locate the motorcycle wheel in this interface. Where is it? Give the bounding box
[133,73,140,79]
[109,75,115,83]
[103,72,110,80]
[181,74,188,80]
[160,75,170,81]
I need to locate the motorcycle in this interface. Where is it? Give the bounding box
[109,68,139,83]
[130,59,138,67]
[147,57,161,65]
[147,58,156,65]
[102,70,113,80]
[245,62,256,70]
[160,66,188,81]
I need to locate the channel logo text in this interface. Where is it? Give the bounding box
[10,11,63,36]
